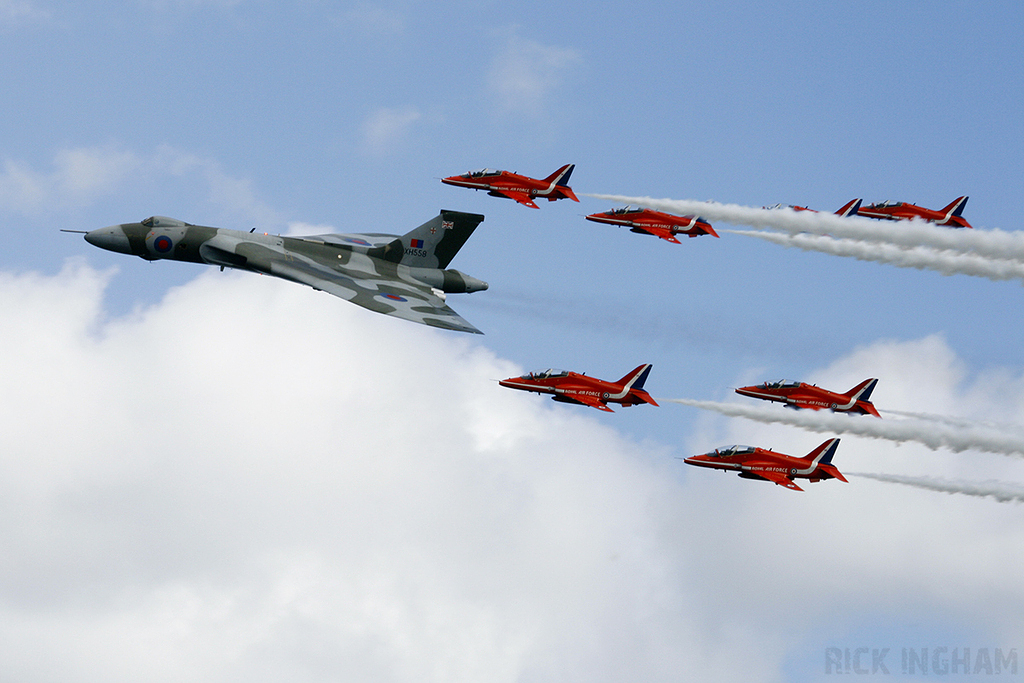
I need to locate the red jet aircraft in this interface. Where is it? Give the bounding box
[683,438,846,492]
[585,206,719,243]
[441,164,579,209]
[856,196,972,228]
[764,198,862,217]
[498,364,658,412]
[735,378,880,417]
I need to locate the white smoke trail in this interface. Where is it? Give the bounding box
[586,193,1024,262]
[728,230,1024,284]
[882,409,1024,434]
[847,471,1024,503]
[667,398,1024,457]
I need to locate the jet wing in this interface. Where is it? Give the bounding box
[753,468,804,492]
[497,190,540,209]
[568,393,615,412]
[640,226,683,244]
[269,259,483,334]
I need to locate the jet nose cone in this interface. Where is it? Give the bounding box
[85,225,132,254]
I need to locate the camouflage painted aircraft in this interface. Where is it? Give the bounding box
[75,210,489,334]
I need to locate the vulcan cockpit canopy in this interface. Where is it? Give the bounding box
[141,216,192,228]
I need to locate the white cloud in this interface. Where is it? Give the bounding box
[0,144,282,227]
[1,265,1023,681]
[0,0,49,23]
[360,107,422,156]
[487,34,582,118]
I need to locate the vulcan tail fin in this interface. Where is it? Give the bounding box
[835,198,862,217]
[392,210,485,269]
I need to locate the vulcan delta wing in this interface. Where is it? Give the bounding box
[78,210,489,334]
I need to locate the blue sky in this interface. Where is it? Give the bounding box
[2,1,1024,681]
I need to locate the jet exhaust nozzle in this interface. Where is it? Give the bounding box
[442,269,488,294]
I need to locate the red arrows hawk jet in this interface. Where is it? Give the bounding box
[585,206,718,243]
[684,438,846,492]
[764,198,862,216]
[856,197,972,228]
[441,164,579,209]
[735,378,880,417]
[499,364,658,412]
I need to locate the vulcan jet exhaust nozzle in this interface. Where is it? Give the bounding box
[442,269,488,294]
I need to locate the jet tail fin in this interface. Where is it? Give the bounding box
[394,210,485,269]
[617,364,658,405]
[835,198,862,217]
[542,164,579,202]
[844,378,878,402]
[618,364,653,390]
[934,196,971,227]
[842,378,880,416]
[544,164,575,187]
[813,438,848,483]
[803,438,841,468]
[940,196,969,218]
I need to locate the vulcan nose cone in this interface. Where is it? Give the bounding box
[85,225,132,254]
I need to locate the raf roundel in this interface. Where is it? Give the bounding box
[380,293,408,303]
[153,235,174,253]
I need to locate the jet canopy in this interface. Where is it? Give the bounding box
[763,380,800,389]
[522,369,569,380]
[465,169,501,178]
[141,216,192,228]
[705,445,756,458]
[610,206,642,215]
